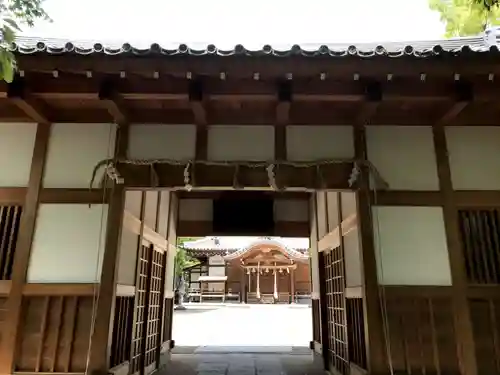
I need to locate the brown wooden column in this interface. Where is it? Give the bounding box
[0,122,51,374]
[433,124,477,375]
[290,268,295,303]
[87,123,129,375]
[240,264,246,303]
[353,125,388,374]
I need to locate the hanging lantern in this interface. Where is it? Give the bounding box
[279,268,283,273]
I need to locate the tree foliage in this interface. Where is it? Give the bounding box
[174,237,200,281]
[0,0,49,82]
[430,0,500,37]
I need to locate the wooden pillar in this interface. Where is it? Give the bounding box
[433,124,477,375]
[240,265,246,303]
[353,125,388,374]
[87,124,129,375]
[0,122,51,374]
[290,268,295,303]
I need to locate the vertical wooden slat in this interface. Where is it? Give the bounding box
[87,123,129,373]
[433,124,477,375]
[0,123,51,374]
[61,297,78,373]
[3,206,22,280]
[428,298,442,375]
[35,296,50,372]
[489,300,500,373]
[0,206,12,278]
[48,296,64,372]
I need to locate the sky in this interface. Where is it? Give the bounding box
[22,0,446,45]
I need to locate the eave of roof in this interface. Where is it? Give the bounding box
[11,35,500,59]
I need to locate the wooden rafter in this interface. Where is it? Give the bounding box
[6,76,50,124]
[436,81,473,125]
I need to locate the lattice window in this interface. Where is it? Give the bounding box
[0,206,22,280]
[144,249,165,368]
[458,209,500,284]
[131,245,150,374]
[323,247,349,375]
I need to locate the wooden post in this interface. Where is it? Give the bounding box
[87,124,129,375]
[353,125,388,374]
[0,122,51,374]
[290,268,295,303]
[433,124,477,375]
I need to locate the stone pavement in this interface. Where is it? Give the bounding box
[160,350,326,375]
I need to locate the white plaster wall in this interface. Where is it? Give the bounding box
[372,206,451,286]
[28,204,108,283]
[178,199,212,221]
[0,122,37,187]
[316,192,328,239]
[44,123,116,188]
[128,124,196,160]
[208,125,274,161]
[287,126,354,161]
[117,229,138,285]
[274,199,308,222]
[326,192,339,232]
[366,126,439,190]
[344,229,362,288]
[209,255,225,266]
[446,126,500,190]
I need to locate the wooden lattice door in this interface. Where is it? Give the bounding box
[130,245,166,375]
[323,246,349,375]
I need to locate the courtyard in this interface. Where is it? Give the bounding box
[172,303,313,348]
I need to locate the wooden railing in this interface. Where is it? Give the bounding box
[0,205,22,280]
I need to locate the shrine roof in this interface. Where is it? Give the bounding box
[11,34,499,58]
[181,237,309,253]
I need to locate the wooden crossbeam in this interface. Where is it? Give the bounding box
[99,80,129,124]
[114,162,355,191]
[7,76,50,124]
[436,81,473,125]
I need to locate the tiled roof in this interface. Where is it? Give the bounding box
[181,237,309,252]
[10,34,500,58]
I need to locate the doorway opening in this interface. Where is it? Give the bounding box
[171,190,313,352]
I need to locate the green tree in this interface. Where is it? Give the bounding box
[174,237,199,281]
[0,0,49,82]
[430,0,500,37]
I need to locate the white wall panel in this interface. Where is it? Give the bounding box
[344,229,362,288]
[287,126,354,161]
[207,125,274,161]
[372,206,451,286]
[0,122,37,187]
[446,126,500,190]
[28,204,108,283]
[274,199,308,222]
[310,195,321,298]
[44,123,116,188]
[128,124,196,160]
[366,126,439,190]
[179,199,212,221]
[118,229,138,285]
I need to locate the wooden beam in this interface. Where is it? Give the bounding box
[17,54,500,79]
[86,123,129,374]
[0,123,51,374]
[99,80,129,124]
[432,123,477,375]
[0,188,108,205]
[115,161,355,190]
[436,81,473,125]
[7,76,50,124]
[353,125,388,374]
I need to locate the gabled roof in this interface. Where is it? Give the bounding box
[181,236,309,252]
[222,238,309,262]
[10,33,500,59]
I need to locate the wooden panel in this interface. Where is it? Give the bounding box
[323,247,348,375]
[157,192,171,238]
[346,298,367,370]
[311,298,321,344]
[469,298,500,375]
[0,206,22,280]
[458,209,500,285]
[143,191,159,231]
[110,296,134,368]
[384,290,459,374]
[162,298,174,343]
[14,295,93,373]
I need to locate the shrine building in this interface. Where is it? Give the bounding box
[180,236,311,303]
[0,31,500,375]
